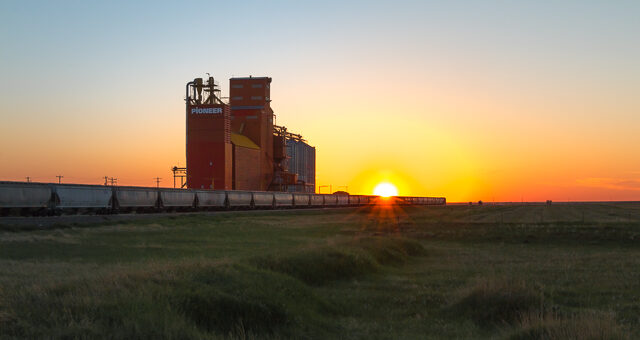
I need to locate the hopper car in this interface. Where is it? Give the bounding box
[0,181,446,216]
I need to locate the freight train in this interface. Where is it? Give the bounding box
[0,181,446,216]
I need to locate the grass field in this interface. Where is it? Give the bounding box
[1,203,639,339]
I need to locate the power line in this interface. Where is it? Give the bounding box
[103,176,118,186]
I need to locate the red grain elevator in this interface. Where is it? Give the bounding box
[185,77,232,190]
[183,74,314,192]
[229,76,274,191]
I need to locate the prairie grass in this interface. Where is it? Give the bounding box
[507,311,629,340]
[450,278,544,327]
[253,237,424,285]
[1,261,335,339]
[0,203,638,339]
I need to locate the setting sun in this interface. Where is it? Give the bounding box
[373,182,399,197]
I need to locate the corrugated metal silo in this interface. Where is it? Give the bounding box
[286,139,315,193]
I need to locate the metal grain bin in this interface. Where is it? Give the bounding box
[253,191,274,208]
[286,139,316,192]
[115,187,158,208]
[160,189,195,208]
[195,190,226,207]
[54,184,112,208]
[0,182,51,208]
[227,191,252,207]
[309,194,324,206]
[273,192,293,207]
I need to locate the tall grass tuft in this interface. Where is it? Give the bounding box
[254,237,425,285]
[255,247,378,285]
[507,311,630,340]
[353,237,425,265]
[451,278,544,327]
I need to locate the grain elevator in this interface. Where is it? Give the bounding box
[184,75,315,192]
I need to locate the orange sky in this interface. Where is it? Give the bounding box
[1,1,639,202]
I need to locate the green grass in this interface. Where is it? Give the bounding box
[0,203,639,339]
[449,278,544,327]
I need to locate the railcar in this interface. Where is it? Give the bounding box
[52,184,112,214]
[114,186,159,212]
[194,190,226,209]
[226,191,253,208]
[0,182,51,216]
[348,195,359,206]
[159,188,195,210]
[323,194,338,206]
[273,192,293,208]
[336,195,348,206]
[293,193,310,208]
[309,194,324,207]
[359,195,370,205]
[252,191,275,209]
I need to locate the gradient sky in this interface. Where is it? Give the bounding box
[1,1,639,202]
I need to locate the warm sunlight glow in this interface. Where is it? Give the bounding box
[373,182,398,197]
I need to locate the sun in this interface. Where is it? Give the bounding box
[373,182,398,197]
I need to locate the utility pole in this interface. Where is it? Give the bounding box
[25,176,30,183]
[104,176,109,186]
[154,177,162,188]
[108,177,117,186]
[56,175,63,184]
